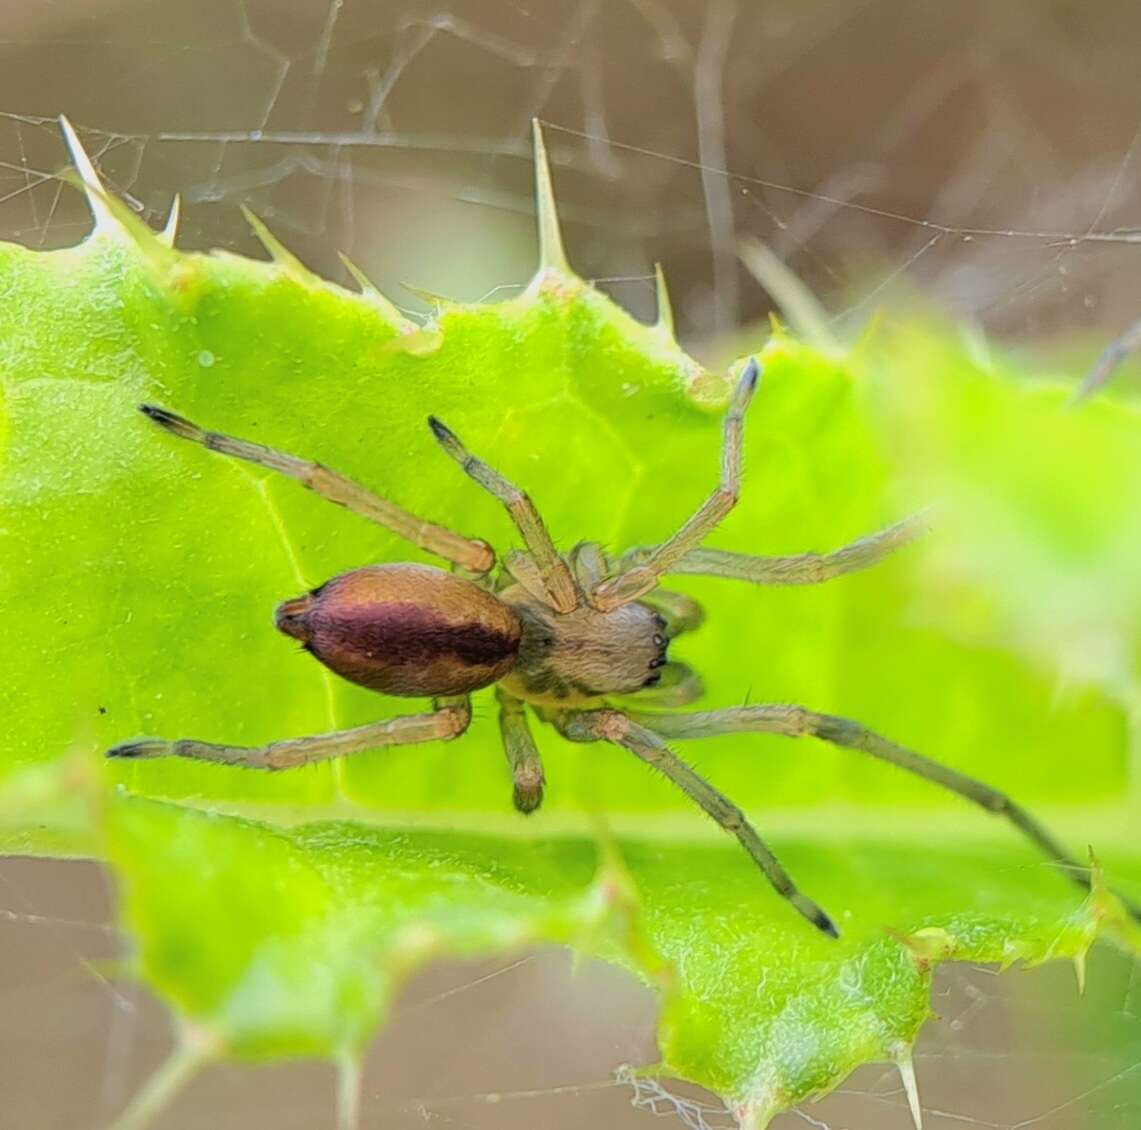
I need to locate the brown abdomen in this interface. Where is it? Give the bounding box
[275,564,522,697]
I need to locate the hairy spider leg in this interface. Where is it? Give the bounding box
[567,541,608,593]
[565,542,707,639]
[499,550,562,606]
[1072,315,1141,404]
[496,688,545,813]
[138,405,494,573]
[620,511,929,587]
[591,357,760,611]
[107,697,471,770]
[427,416,578,614]
[625,704,1141,922]
[556,707,839,937]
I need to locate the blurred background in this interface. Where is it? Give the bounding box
[1,0,1139,1126]
[5,0,1141,359]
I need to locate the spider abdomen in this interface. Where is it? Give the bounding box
[275,564,522,697]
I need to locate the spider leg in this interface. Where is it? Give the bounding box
[1072,315,1141,404]
[427,417,578,613]
[621,512,929,587]
[555,706,839,937]
[139,405,494,573]
[496,688,545,813]
[567,541,609,593]
[590,358,759,611]
[500,550,561,606]
[568,545,706,639]
[626,704,1139,920]
[107,696,471,770]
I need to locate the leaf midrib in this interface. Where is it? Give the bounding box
[106,796,1141,851]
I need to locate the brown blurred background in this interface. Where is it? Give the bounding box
[5,0,1141,356]
[1,1,1140,1127]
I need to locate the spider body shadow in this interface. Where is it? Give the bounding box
[110,359,1133,936]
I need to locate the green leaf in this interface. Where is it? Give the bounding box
[1,125,1137,1128]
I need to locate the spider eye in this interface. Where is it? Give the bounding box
[643,672,662,687]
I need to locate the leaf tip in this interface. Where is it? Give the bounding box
[335,1052,363,1130]
[158,195,181,248]
[1080,847,1141,950]
[1071,948,1088,996]
[400,280,456,310]
[58,114,118,238]
[530,118,571,279]
[893,1044,924,1130]
[337,251,412,329]
[109,1031,212,1130]
[58,122,178,267]
[653,262,676,338]
[240,206,313,283]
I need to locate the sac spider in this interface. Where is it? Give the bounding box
[109,359,1119,937]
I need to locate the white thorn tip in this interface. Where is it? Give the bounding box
[335,1054,362,1130]
[59,114,117,235]
[336,252,410,328]
[337,251,377,295]
[654,263,675,335]
[240,206,309,279]
[158,195,181,247]
[896,1049,923,1130]
[400,281,453,309]
[1072,950,1087,995]
[531,119,570,275]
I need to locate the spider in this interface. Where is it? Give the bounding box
[108,358,1117,937]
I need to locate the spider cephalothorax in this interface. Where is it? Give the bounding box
[498,580,669,703]
[110,359,1138,937]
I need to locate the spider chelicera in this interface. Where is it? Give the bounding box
[108,358,1118,937]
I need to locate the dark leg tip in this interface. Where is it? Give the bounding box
[106,739,164,760]
[741,356,761,392]
[139,404,199,440]
[512,782,544,815]
[140,403,180,426]
[793,892,840,938]
[426,415,455,444]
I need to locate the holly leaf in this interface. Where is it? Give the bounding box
[0,123,1137,1128]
